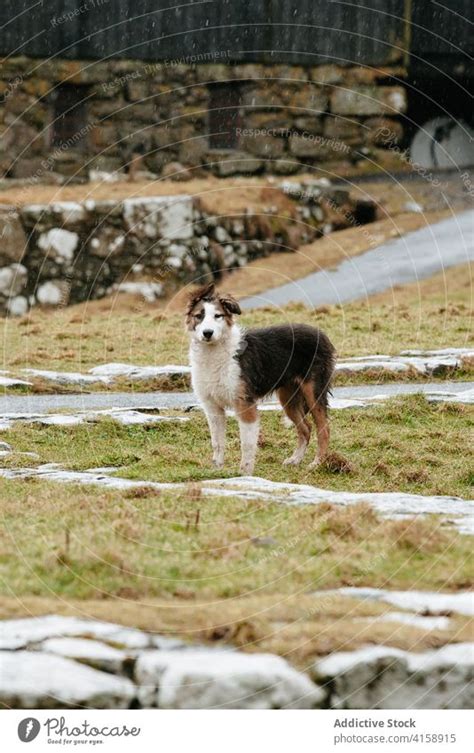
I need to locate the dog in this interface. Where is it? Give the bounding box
[186,283,336,475]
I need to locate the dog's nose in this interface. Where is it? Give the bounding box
[203,329,214,341]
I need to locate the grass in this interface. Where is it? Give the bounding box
[2,395,473,497]
[1,263,472,387]
[0,477,472,665]
[1,393,472,663]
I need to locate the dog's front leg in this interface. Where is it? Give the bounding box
[235,401,259,475]
[203,401,226,469]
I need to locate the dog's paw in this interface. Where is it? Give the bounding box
[308,458,321,471]
[213,457,225,469]
[283,454,303,466]
[239,463,254,476]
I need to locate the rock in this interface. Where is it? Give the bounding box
[289,134,332,158]
[240,133,285,158]
[135,649,324,709]
[327,587,474,617]
[273,158,301,174]
[0,207,27,263]
[37,228,79,263]
[0,651,136,709]
[123,196,194,241]
[330,86,407,116]
[178,138,208,167]
[209,151,263,176]
[115,281,164,302]
[0,375,32,388]
[287,88,329,113]
[0,263,28,297]
[242,87,284,110]
[6,295,28,316]
[312,643,474,709]
[0,614,181,651]
[324,116,362,146]
[33,637,128,674]
[293,115,324,134]
[88,227,125,258]
[310,65,345,84]
[126,80,150,102]
[36,280,68,306]
[161,162,192,181]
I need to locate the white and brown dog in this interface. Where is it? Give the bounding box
[186,283,335,475]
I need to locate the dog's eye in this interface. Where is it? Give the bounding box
[195,311,204,321]
[215,314,224,319]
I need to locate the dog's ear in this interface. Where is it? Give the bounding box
[219,293,241,316]
[186,282,215,315]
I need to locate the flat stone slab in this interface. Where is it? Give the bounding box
[0,407,189,430]
[0,614,471,709]
[33,637,128,674]
[312,642,474,709]
[0,651,136,708]
[202,477,474,535]
[23,369,110,386]
[314,587,474,616]
[89,362,191,380]
[1,467,472,535]
[135,649,324,709]
[336,349,473,377]
[0,614,182,651]
[1,350,471,392]
[0,375,32,388]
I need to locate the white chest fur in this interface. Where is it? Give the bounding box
[190,325,242,408]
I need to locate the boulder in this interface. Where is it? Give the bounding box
[135,649,324,709]
[313,643,474,709]
[0,651,136,708]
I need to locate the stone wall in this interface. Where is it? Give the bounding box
[0,181,376,315]
[0,57,407,179]
[1,615,471,710]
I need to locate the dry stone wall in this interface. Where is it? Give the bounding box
[0,57,407,179]
[0,182,375,315]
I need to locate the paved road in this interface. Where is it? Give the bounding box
[241,210,474,309]
[0,382,472,415]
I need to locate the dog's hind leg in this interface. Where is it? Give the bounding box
[202,400,226,469]
[234,399,259,475]
[278,386,312,466]
[300,380,330,468]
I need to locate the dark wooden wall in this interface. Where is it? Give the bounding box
[0,0,471,67]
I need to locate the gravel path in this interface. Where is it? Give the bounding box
[241,210,474,309]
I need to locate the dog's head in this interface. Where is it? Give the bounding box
[186,283,241,344]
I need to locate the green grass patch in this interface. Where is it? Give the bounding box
[2,395,473,498]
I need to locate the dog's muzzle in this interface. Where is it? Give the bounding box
[202,329,214,341]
